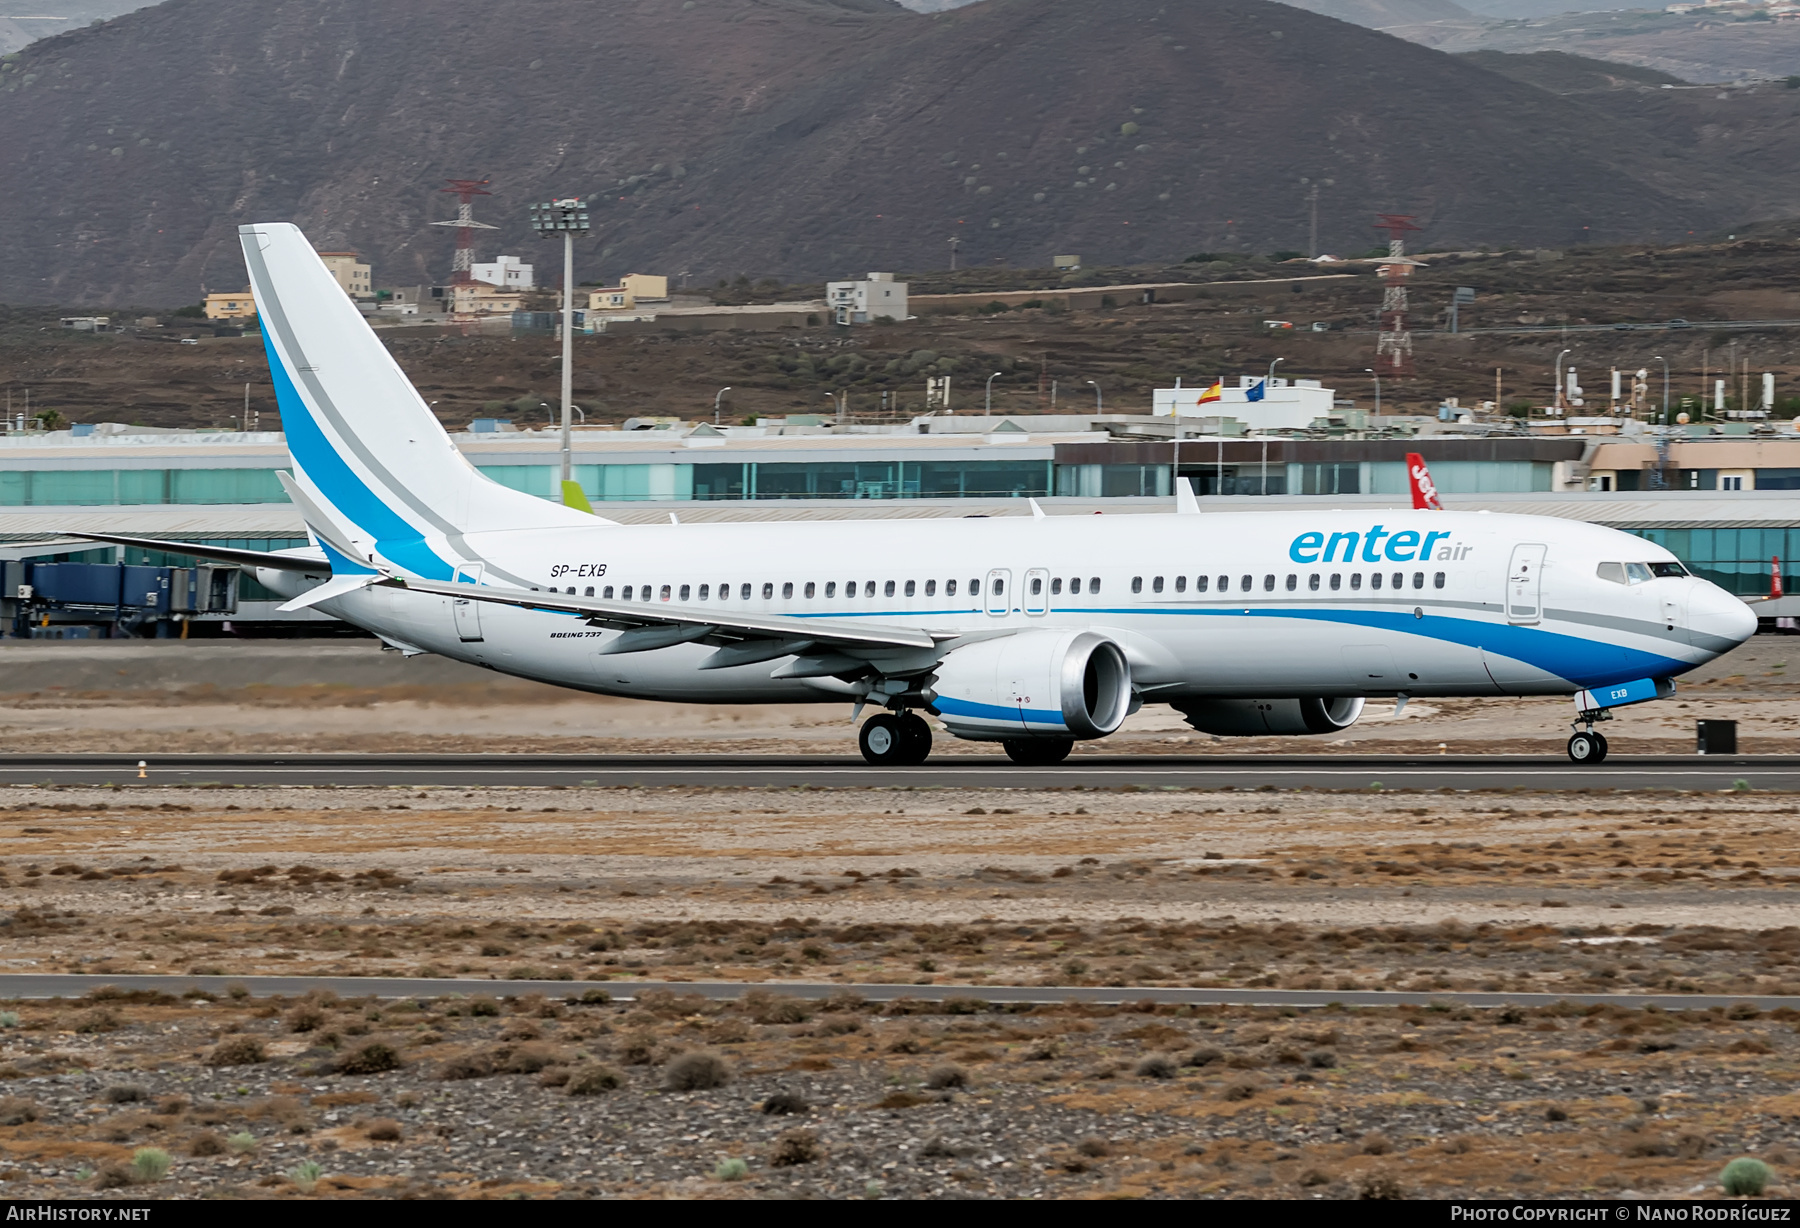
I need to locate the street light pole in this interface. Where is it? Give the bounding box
[1086,380,1102,412]
[1365,368,1380,415]
[530,197,591,503]
[1554,347,1572,415]
[985,371,1002,414]
[1267,356,1285,386]
[714,386,732,426]
[1654,355,1669,425]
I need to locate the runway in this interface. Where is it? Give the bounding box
[0,751,1789,791]
[3,972,1796,1012]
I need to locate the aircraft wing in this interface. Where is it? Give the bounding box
[65,532,330,574]
[392,575,943,654]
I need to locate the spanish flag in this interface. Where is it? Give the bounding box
[1196,380,1224,404]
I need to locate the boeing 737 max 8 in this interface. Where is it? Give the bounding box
[76,225,1757,765]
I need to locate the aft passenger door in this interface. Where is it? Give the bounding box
[1505,544,1546,625]
[986,568,1012,617]
[452,563,484,642]
[1023,568,1049,616]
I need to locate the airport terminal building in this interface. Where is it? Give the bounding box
[4,415,1799,626]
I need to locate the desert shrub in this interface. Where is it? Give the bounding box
[102,1085,145,1104]
[664,1051,730,1091]
[439,1052,496,1080]
[130,1148,171,1183]
[770,1128,820,1167]
[1361,1133,1392,1156]
[566,1064,623,1096]
[538,1067,571,1087]
[1186,1045,1225,1067]
[616,1033,659,1066]
[1307,1049,1338,1069]
[187,1132,225,1157]
[1546,1106,1569,1122]
[0,1012,19,1028]
[744,990,810,1025]
[1077,1138,1111,1158]
[205,1036,266,1067]
[500,1042,560,1074]
[468,996,501,1017]
[286,1004,326,1033]
[761,1091,810,1116]
[1358,1170,1405,1200]
[0,1097,39,1127]
[1221,1078,1260,1101]
[72,1008,120,1034]
[715,1157,749,1181]
[363,1118,402,1142]
[336,1042,401,1075]
[1134,1054,1178,1080]
[925,1063,968,1090]
[288,1159,323,1194]
[226,1132,257,1155]
[1722,1157,1772,1196]
[1299,1167,1331,1187]
[92,1161,135,1190]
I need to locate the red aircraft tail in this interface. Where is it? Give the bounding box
[1406,452,1443,511]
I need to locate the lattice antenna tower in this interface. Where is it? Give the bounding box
[1373,213,1423,377]
[431,179,499,285]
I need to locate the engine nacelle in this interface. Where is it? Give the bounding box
[1174,696,1365,737]
[931,630,1131,742]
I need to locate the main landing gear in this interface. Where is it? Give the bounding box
[1567,707,1614,764]
[859,711,933,766]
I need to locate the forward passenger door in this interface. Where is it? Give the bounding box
[1505,544,1546,625]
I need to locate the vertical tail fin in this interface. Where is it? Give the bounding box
[1405,452,1443,510]
[241,222,603,580]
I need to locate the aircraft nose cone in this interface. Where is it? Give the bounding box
[1689,583,1757,652]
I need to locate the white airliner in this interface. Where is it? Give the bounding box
[80,225,1756,765]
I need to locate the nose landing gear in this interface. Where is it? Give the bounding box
[1567,706,1613,764]
[1567,729,1609,763]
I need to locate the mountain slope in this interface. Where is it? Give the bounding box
[0,0,1791,305]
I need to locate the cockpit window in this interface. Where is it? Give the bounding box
[1599,561,1687,585]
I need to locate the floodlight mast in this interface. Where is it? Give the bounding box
[530,198,591,495]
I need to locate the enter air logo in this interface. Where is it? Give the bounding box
[1289,526,1469,565]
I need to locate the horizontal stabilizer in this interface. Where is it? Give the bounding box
[277,573,379,612]
[65,532,329,574]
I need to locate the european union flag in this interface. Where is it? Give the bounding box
[1246,380,1267,402]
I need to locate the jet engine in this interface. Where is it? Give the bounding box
[1173,696,1365,737]
[931,630,1131,742]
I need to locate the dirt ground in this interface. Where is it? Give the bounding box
[0,633,1791,757]
[0,776,1797,1200]
[0,637,1796,1200]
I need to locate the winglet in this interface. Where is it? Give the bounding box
[1028,498,1046,520]
[1175,476,1201,515]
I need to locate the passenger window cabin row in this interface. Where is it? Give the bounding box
[539,572,1447,602]
[1131,572,1448,593]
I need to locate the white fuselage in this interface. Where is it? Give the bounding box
[258,507,1754,713]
